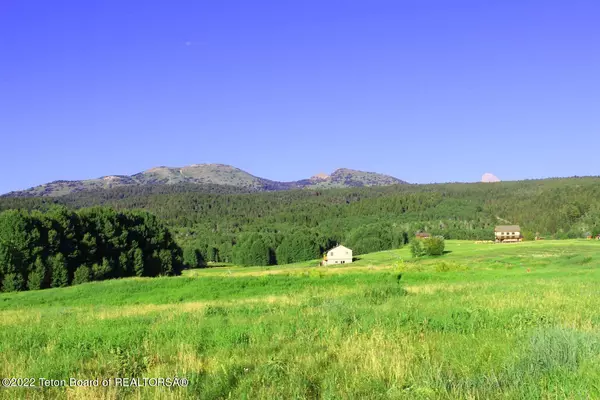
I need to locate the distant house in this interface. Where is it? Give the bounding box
[415,232,431,239]
[494,225,522,243]
[323,245,353,266]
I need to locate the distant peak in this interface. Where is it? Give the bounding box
[482,173,500,183]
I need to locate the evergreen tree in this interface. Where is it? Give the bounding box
[73,265,91,285]
[92,258,113,281]
[159,249,174,275]
[183,247,205,268]
[118,252,129,277]
[2,273,24,292]
[133,248,145,277]
[233,234,273,266]
[249,239,270,266]
[276,231,321,264]
[50,254,69,288]
[27,256,47,290]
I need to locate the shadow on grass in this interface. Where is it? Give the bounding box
[184,263,235,271]
[205,263,236,268]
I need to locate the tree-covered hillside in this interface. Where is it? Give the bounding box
[2,177,600,267]
[0,207,183,292]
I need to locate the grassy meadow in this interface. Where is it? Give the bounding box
[2,240,600,399]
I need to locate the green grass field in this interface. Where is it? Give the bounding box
[2,240,600,399]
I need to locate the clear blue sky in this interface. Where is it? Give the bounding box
[1,0,599,194]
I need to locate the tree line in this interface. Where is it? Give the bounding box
[0,206,183,292]
[3,177,600,268]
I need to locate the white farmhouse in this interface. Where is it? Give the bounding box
[494,225,522,243]
[323,245,353,266]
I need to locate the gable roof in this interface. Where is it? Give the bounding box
[495,225,521,232]
[329,245,352,252]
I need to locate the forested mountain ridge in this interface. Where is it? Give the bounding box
[2,176,600,267]
[3,164,407,197]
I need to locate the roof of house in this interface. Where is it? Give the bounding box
[329,245,352,252]
[495,225,521,232]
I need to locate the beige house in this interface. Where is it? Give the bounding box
[495,225,522,243]
[323,245,353,266]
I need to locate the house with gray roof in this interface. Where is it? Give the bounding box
[494,225,522,243]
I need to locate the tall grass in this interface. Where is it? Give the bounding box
[1,240,600,399]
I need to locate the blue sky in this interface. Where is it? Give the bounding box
[1,0,599,194]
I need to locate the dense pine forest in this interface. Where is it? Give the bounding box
[0,207,183,292]
[2,176,600,271]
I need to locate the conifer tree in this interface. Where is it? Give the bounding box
[133,248,145,277]
[27,256,47,290]
[73,265,91,285]
[50,254,69,288]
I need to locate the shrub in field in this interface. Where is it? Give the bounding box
[522,231,536,241]
[411,236,445,258]
[579,256,593,264]
[423,236,445,256]
[392,259,405,282]
[434,261,467,272]
[362,284,407,304]
[410,240,425,258]
[435,261,451,272]
[308,269,325,279]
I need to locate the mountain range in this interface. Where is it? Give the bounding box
[3,164,408,197]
